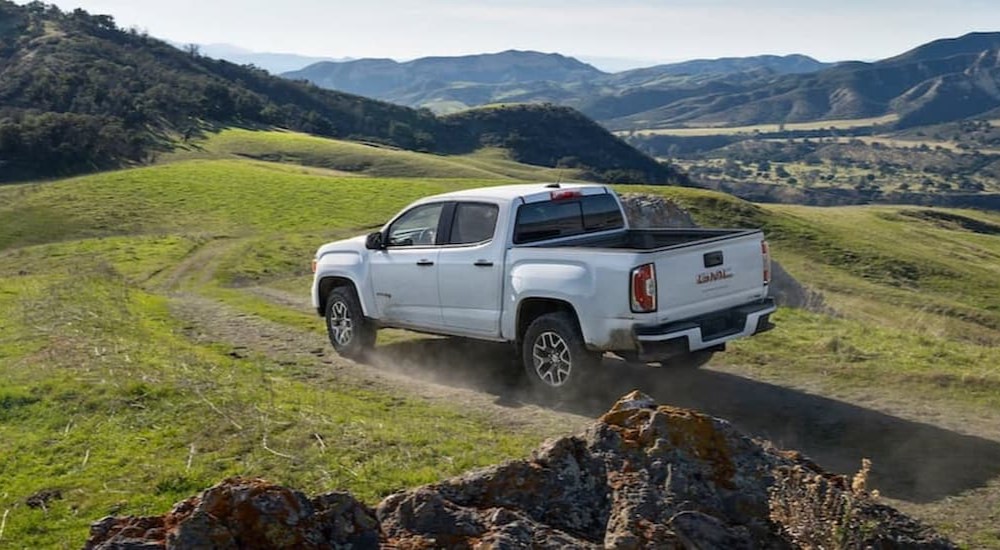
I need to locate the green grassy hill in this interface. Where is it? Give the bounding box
[168,128,587,181]
[1,160,999,545]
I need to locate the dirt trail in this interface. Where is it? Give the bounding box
[155,237,240,291]
[169,293,587,439]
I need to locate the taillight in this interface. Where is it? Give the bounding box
[550,190,582,201]
[311,259,318,274]
[631,263,657,313]
[762,240,771,285]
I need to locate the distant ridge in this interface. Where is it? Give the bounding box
[185,42,352,74]
[284,50,605,99]
[601,32,1000,129]
[285,50,832,115]
[623,54,831,78]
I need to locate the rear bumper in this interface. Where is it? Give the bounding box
[633,298,776,361]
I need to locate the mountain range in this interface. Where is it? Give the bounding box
[284,51,831,117]
[286,33,1000,130]
[0,1,680,184]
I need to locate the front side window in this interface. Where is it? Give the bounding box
[387,203,444,247]
[450,202,499,245]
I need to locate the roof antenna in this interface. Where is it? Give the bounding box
[545,168,564,188]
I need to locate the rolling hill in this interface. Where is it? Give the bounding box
[0,1,681,184]
[167,128,591,182]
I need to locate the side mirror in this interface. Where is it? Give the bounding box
[365,231,385,250]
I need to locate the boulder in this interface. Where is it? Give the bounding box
[84,392,953,549]
[84,479,378,550]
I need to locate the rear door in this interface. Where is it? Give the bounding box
[370,202,446,328]
[437,201,505,336]
[650,232,768,323]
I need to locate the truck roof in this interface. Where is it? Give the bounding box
[425,183,610,203]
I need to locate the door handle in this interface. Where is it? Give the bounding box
[473,260,494,267]
[416,259,434,266]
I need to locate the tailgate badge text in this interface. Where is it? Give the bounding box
[697,268,734,285]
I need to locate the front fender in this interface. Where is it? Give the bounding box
[312,249,374,317]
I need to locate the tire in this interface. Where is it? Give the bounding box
[325,286,376,360]
[521,312,600,399]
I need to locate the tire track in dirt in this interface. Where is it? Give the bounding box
[155,236,240,291]
[168,293,587,439]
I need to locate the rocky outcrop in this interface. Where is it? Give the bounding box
[619,193,698,229]
[84,392,953,549]
[84,480,379,550]
[619,193,828,312]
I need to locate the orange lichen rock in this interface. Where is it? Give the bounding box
[85,477,379,549]
[85,393,954,550]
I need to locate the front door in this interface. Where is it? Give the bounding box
[370,202,446,328]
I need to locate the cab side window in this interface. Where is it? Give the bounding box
[387,203,445,247]
[450,203,499,245]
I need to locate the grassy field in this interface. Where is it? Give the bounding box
[2,152,999,546]
[624,114,900,136]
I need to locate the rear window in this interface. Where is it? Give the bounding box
[514,193,624,244]
[450,202,499,245]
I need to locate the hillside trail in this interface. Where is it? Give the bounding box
[151,236,586,440]
[155,251,1000,543]
[169,293,586,440]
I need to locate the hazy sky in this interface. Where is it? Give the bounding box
[31,0,1000,65]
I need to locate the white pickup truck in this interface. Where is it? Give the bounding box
[311,183,775,396]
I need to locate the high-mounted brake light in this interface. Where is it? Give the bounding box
[630,263,657,313]
[550,190,583,201]
[762,240,771,285]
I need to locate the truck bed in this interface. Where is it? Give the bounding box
[531,228,757,251]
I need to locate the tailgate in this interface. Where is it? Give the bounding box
[649,231,768,323]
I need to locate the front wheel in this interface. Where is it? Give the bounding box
[521,312,600,399]
[325,286,376,360]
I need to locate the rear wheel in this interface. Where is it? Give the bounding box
[325,286,376,360]
[522,312,600,399]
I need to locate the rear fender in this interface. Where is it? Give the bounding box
[504,260,598,344]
